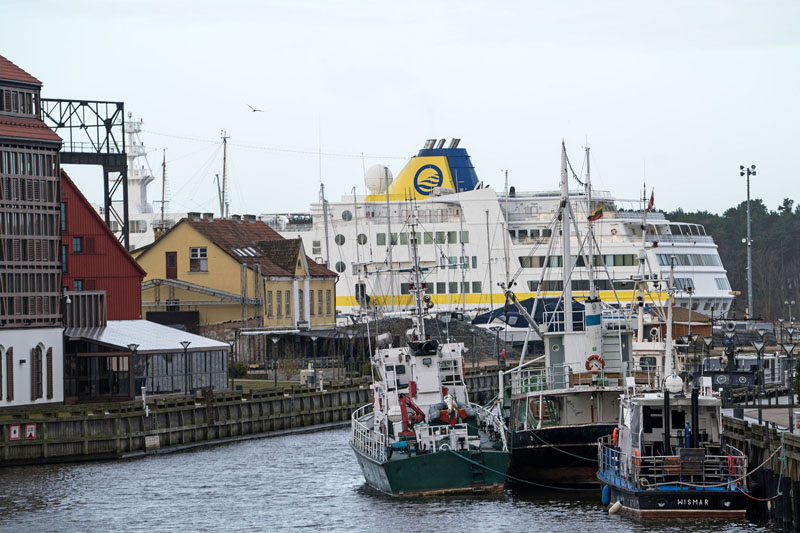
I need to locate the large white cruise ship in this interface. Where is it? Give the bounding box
[266,139,733,318]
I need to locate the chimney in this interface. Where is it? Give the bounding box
[203,212,214,221]
[231,215,242,222]
[187,212,201,221]
[243,214,256,223]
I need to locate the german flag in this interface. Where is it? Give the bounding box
[587,205,603,221]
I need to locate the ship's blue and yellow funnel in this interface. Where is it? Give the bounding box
[366,139,480,201]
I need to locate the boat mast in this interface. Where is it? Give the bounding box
[353,186,363,310]
[321,183,331,268]
[160,149,166,227]
[503,170,511,289]
[585,147,595,301]
[560,142,573,332]
[457,176,466,313]
[409,207,425,337]
[636,182,649,343]
[384,167,395,309]
[221,130,229,217]
[664,256,676,377]
[485,209,494,310]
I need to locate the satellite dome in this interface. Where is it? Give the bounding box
[664,374,684,394]
[365,164,392,194]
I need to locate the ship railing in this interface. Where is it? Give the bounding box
[350,404,387,463]
[647,234,714,244]
[414,423,479,453]
[510,364,625,394]
[599,436,748,490]
[469,402,508,452]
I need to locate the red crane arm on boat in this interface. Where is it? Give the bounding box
[398,394,426,436]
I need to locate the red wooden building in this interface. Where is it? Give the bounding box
[60,170,145,319]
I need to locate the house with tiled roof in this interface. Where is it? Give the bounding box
[134,213,337,364]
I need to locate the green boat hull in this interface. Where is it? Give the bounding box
[351,444,509,496]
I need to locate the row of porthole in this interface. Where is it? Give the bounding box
[335,234,368,246]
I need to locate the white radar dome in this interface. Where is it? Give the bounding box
[664,374,684,394]
[365,164,392,194]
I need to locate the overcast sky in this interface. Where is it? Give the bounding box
[4,0,799,216]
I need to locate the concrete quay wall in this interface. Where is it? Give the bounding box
[0,368,501,467]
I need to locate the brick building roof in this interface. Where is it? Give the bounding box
[183,217,336,278]
[0,116,61,142]
[0,55,41,85]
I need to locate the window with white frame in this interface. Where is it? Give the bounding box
[190,247,208,272]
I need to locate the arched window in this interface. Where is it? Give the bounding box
[31,344,43,400]
[46,348,53,399]
[5,347,13,401]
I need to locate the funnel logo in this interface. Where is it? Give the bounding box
[413,164,444,196]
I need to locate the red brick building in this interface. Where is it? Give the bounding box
[61,170,145,319]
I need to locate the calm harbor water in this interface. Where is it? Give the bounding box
[0,427,772,532]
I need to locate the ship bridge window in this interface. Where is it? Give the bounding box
[460,231,469,243]
[517,229,528,239]
[447,231,458,244]
[342,210,352,221]
[424,232,433,245]
[715,278,731,290]
[436,232,446,245]
[438,359,463,385]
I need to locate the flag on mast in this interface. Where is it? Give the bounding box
[588,205,603,221]
[647,189,655,211]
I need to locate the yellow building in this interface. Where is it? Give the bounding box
[135,213,337,361]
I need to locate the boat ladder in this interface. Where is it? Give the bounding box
[468,449,486,486]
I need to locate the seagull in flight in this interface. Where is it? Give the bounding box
[246,104,264,113]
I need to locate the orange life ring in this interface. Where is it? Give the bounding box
[585,354,606,374]
[610,228,617,236]
[612,427,619,446]
[634,448,641,470]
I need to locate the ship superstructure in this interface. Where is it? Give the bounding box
[96,114,186,250]
[268,140,733,319]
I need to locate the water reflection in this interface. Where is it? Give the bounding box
[0,428,771,533]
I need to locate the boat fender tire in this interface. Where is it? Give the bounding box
[639,477,649,489]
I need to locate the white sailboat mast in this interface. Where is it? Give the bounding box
[560,142,573,332]
[664,256,676,377]
[384,167,395,310]
[585,146,596,301]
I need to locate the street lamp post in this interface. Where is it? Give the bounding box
[778,318,785,343]
[127,343,139,402]
[780,342,796,433]
[740,164,756,320]
[180,341,191,394]
[228,340,236,391]
[269,337,280,388]
[752,338,766,425]
[787,300,796,326]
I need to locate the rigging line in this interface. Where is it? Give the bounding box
[171,144,223,200]
[565,150,584,187]
[141,129,408,160]
[446,449,596,491]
